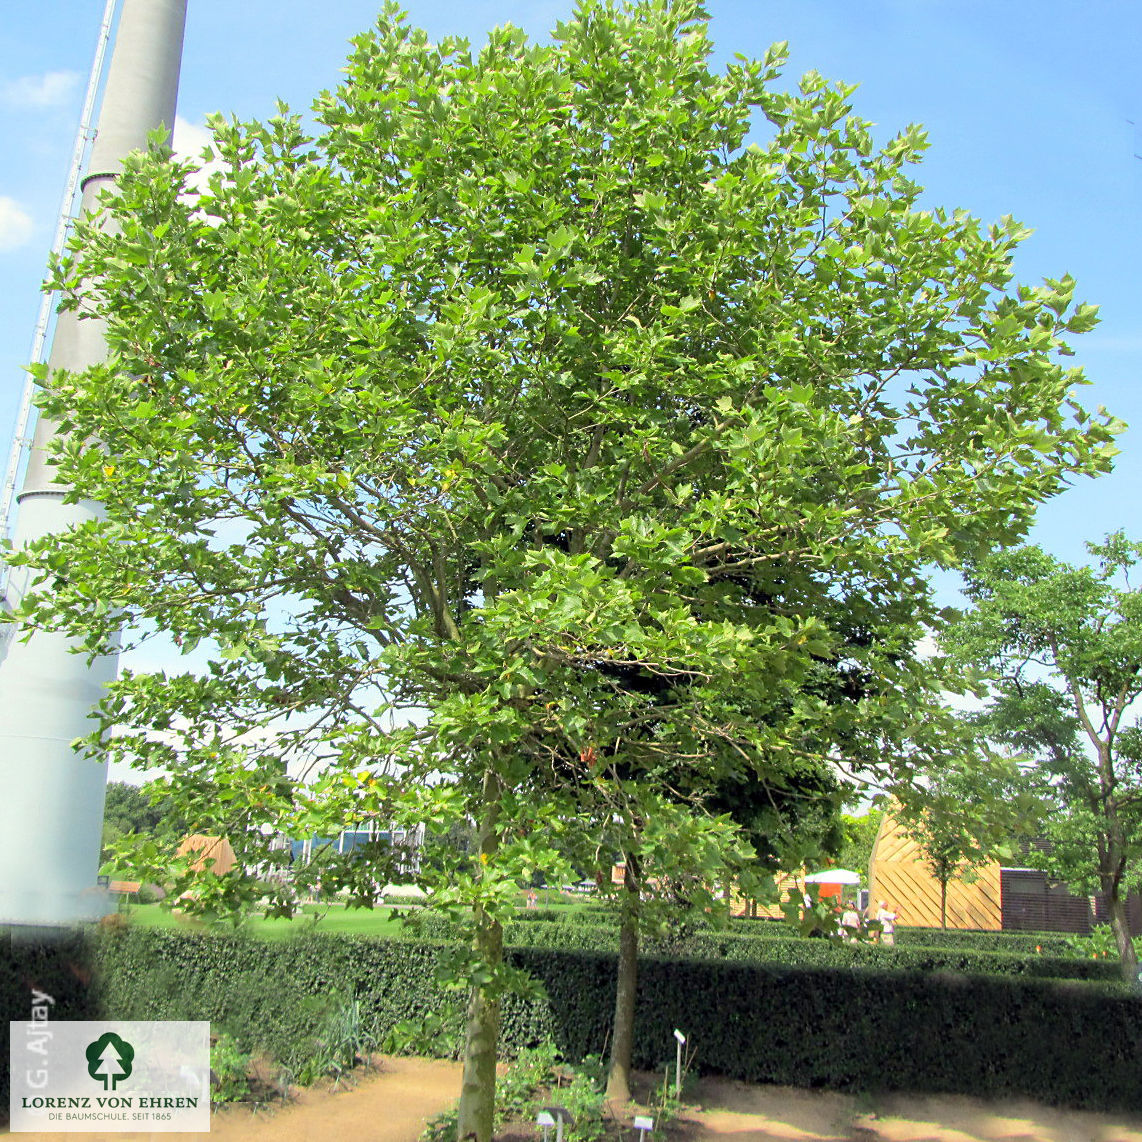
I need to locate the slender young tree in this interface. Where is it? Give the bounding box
[12,1,1120,1135]
[571,792,759,1104]
[897,750,1035,928]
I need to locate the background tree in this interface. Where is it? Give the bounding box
[102,781,166,837]
[897,747,1037,928]
[578,549,914,1100]
[100,780,187,867]
[946,534,1142,979]
[837,808,884,880]
[13,1,1120,1136]
[559,788,758,1103]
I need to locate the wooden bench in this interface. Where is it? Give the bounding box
[108,880,141,910]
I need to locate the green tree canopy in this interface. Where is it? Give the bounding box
[12,0,1121,1134]
[102,781,167,837]
[946,534,1142,977]
[100,780,191,869]
[837,808,883,879]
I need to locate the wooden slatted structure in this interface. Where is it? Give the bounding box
[735,870,857,920]
[728,871,799,919]
[868,811,1002,930]
[176,834,237,876]
[748,871,800,920]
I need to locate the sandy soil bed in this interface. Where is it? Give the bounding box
[679,1074,1142,1142]
[9,1057,1142,1142]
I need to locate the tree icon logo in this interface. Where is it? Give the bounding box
[85,1032,135,1090]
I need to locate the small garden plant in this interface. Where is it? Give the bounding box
[422,1043,685,1142]
[287,992,380,1088]
[209,1034,251,1106]
[1064,923,1142,961]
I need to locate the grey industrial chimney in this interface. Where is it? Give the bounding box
[0,0,188,926]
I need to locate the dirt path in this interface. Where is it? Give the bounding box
[9,1058,1142,1141]
[210,1056,462,1142]
[679,1076,1142,1142]
[6,1056,462,1142]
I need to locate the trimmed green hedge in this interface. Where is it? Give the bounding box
[732,917,1081,955]
[661,932,1113,981]
[514,948,1142,1112]
[6,930,1139,1112]
[410,915,1116,981]
[87,929,553,1064]
[519,910,1085,957]
[892,928,1078,955]
[513,905,613,923]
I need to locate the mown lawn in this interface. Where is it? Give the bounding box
[120,888,605,939]
[124,901,408,938]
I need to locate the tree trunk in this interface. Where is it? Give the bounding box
[1091,781,1137,986]
[606,860,639,1104]
[456,770,504,1142]
[1101,838,1137,985]
[1106,888,1138,983]
[940,877,948,930]
[1100,794,1138,985]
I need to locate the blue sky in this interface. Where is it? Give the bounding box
[1,0,1139,579]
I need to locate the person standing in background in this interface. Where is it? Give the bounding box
[877,899,897,946]
[841,902,860,941]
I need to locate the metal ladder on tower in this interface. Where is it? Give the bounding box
[0,0,119,627]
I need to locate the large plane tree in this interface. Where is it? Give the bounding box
[12,0,1120,1136]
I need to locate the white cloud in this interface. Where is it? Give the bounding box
[172,116,225,200]
[0,196,34,251]
[2,70,80,108]
[172,115,213,160]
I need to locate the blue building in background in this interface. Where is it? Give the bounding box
[286,824,422,874]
